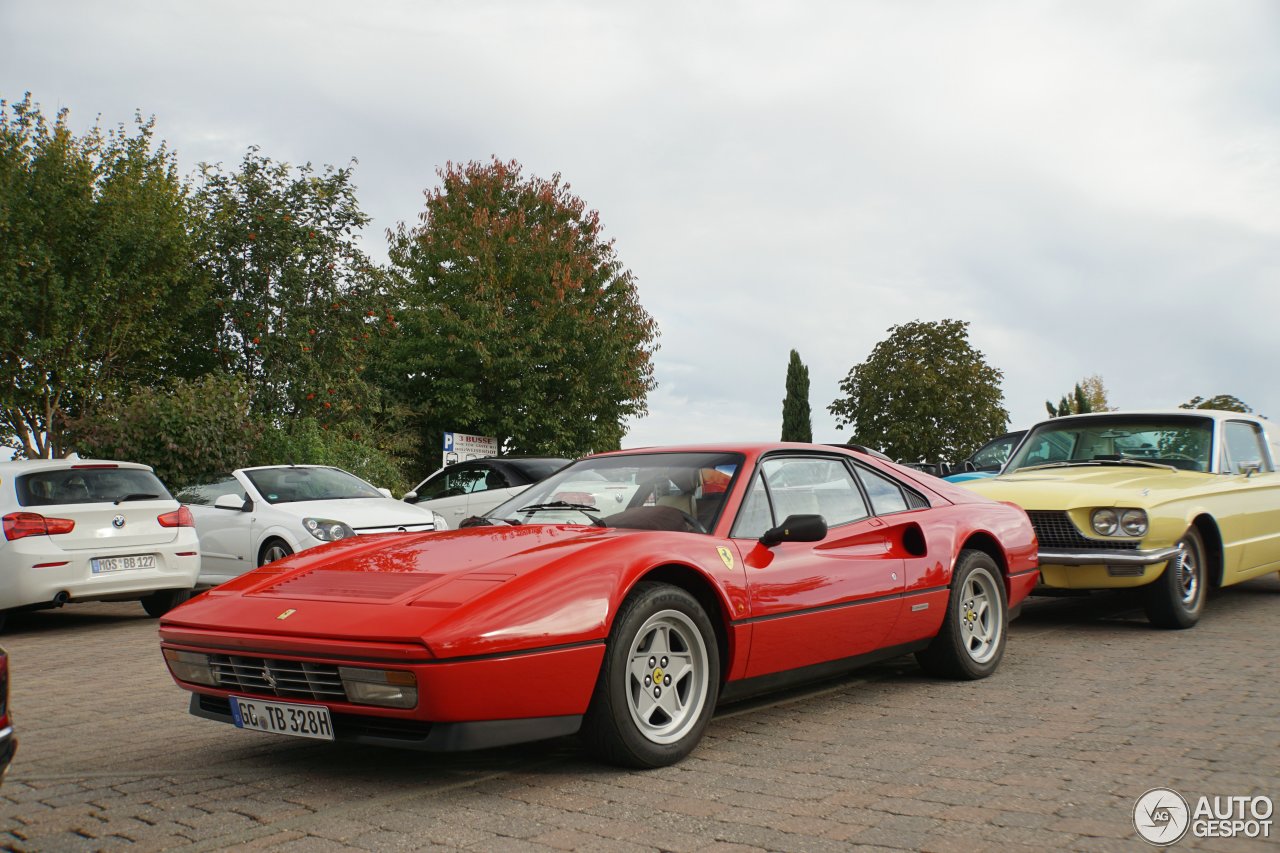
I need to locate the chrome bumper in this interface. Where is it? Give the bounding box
[1038,546,1182,567]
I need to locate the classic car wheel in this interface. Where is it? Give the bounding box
[916,550,1007,680]
[582,582,720,768]
[259,539,293,566]
[141,589,192,618]
[1144,527,1206,629]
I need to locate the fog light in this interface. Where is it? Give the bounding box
[163,649,216,686]
[1091,508,1119,536]
[338,667,418,709]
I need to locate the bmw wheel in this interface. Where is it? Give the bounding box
[1144,527,1206,630]
[582,582,720,768]
[916,549,1007,680]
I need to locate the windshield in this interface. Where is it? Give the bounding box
[245,467,383,504]
[1006,416,1214,473]
[486,451,744,533]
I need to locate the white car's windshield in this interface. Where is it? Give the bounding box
[245,467,383,504]
[485,451,744,533]
[1007,417,1213,473]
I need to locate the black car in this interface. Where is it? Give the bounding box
[402,457,570,527]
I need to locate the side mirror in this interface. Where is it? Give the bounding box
[1240,462,1262,478]
[213,493,250,512]
[759,514,827,547]
[963,461,977,472]
[402,491,419,504]
[377,487,392,499]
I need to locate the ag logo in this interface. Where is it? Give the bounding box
[716,546,735,571]
[1134,787,1190,846]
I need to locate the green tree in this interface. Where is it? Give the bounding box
[1180,394,1253,413]
[1046,375,1111,417]
[0,94,198,457]
[828,319,1008,461]
[1046,383,1093,418]
[381,158,659,462]
[64,374,260,489]
[191,148,390,433]
[781,349,812,442]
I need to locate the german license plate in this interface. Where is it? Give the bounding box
[91,554,157,573]
[229,696,334,741]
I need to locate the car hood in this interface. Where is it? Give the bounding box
[162,524,666,656]
[266,497,435,527]
[962,466,1212,508]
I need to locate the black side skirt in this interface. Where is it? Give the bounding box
[718,640,930,705]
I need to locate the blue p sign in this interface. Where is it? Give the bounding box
[443,432,455,452]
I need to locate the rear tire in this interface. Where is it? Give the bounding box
[141,589,192,618]
[917,550,1007,680]
[581,582,720,768]
[1144,527,1205,629]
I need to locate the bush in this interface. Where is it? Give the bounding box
[249,419,410,495]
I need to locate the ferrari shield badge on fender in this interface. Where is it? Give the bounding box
[277,609,297,620]
[717,546,735,571]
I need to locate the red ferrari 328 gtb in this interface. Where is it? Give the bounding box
[160,443,1037,767]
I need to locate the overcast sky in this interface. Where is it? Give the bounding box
[4,1,1278,452]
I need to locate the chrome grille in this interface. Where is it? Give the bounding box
[209,654,347,702]
[1027,511,1140,551]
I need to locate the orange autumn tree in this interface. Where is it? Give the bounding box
[382,158,659,464]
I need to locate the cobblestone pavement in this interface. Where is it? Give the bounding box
[1,577,1277,852]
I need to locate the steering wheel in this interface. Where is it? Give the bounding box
[678,511,708,534]
[1162,452,1197,461]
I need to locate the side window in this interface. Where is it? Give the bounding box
[1222,421,1272,473]
[856,466,910,515]
[730,474,773,540]
[730,457,869,540]
[478,467,509,492]
[175,476,241,506]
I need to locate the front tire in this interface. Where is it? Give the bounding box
[258,539,293,566]
[1144,527,1206,629]
[582,582,720,768]
[917,550,1007,680]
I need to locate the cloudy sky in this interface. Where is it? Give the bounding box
[4,1,1278,451]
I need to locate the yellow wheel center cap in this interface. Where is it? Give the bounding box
[653,667,664,682]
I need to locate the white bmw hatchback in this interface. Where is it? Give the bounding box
[180,465,441,587]
[0,458,201,631]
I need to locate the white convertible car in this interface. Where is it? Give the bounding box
[179,465,442,586]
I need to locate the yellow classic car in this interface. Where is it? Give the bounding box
[962,409,1280,629]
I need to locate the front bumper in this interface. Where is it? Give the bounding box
[1036,545,1182,590]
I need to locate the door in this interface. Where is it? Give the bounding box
[731,456,904,678]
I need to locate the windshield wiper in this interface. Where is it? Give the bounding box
[515,501,607,527]
[1017,458,1178,473]
[115,493,160,504]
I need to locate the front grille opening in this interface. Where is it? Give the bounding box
[1027,511,1140,551]
[208,654,347,702]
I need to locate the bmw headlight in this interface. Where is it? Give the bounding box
[303,518,355,542]
[1091,508,1119,536]
[1120,509,1148,537]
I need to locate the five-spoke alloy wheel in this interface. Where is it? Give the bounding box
[917,549,1007,680]
[583,582,719,767]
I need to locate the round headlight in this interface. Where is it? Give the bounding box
[1120,509,1148,537]
[1091,508,1119,536]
